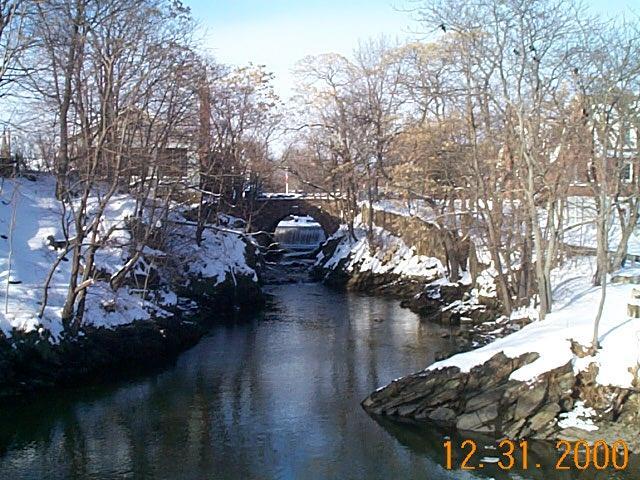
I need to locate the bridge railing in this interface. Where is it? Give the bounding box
[257,192,341,200]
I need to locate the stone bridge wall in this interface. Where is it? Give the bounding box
[249,198,344,235]
[361,207,474,281]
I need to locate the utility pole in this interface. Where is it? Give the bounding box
[285,167,289,194]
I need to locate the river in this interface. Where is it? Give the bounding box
[0,280,638,479]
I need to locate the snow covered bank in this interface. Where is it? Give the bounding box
[312,221,476,328]
[0,175,156,339]
[363,255,640,449]
[0,175,259,341]
[430,256,639,390]
[0,174,262,395]
[165,219,258,291]
[314,220,513,347]
[317,223,445,281]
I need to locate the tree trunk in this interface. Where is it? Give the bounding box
[55,0,83,199]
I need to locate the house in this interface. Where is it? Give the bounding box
[565,94,639,195]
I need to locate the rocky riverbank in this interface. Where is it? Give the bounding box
[0,313,202,396]
[313,226,531,351]
[361,255,640,452]
[362,350,640,452]
[313,227,464,312]
[0,176,266,397]
[318,222,640,448]
[0,268,264,397]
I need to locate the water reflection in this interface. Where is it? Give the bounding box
[0,283,636,479]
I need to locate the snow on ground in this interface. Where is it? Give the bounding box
[557,401,599,432]
[320,222,444,280]
[0,176,168,339]
[166,220,257,286]
[366,196,640,391]
[0,175,255,341]
[429,256,640,389]
[563,197,640,255]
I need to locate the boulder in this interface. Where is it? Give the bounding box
[427,406,457,424]
[465,388,503,412]
[362,352,578,442]
[514,382,547,419]
[527,403,561,433]
[456,403,499,432]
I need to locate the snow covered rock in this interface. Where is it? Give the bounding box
[314,224,446,298]
[362,351,576,441]
[165,221,263,311]
[363,255,640,450]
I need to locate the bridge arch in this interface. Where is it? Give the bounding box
[250,198,342,237]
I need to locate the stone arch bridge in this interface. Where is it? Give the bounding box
[249,193,343,236]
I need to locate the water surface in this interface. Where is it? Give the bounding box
[0,282,637,479]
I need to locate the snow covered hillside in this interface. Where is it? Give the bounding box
[363,253,640,445]
[0,175,257,341]
[327,205,639,395]
[431,256,640,389]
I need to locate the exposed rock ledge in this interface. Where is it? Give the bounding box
[362,352,640,452]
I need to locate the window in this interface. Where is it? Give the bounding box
[621,160,633,183]
[624,126,633,149]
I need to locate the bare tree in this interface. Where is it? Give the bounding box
[195,62,281,243]
[569,17,640,349]
[31,0,199,327]
[0,0,30,98]
[413,0,601,317]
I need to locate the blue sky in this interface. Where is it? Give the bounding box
[185,0,639,100]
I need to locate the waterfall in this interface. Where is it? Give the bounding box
[274,216,326,251]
